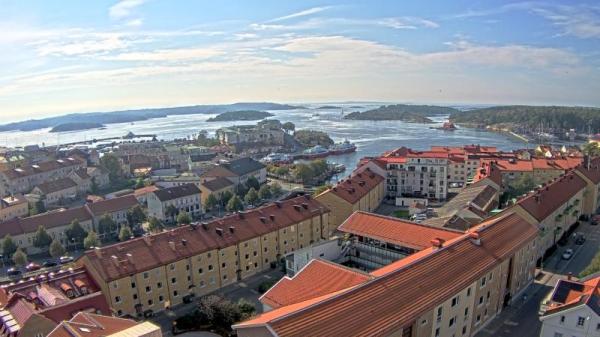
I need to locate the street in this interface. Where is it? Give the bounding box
[475,221,600,337]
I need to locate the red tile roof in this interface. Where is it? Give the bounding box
[338,212,462,250]
[260,259,372,309]
[576,157,600,184]
[323,169,383,204]
[516,172,586,222]
[489,159,533,172]
[47,312,140,337]
[235,212,539,336]
[83,196,329,282]
[0,157,84,180]
[543,275,600,316]
[0,207,92,237]
[86,195,139,216]
[532,157,582,170]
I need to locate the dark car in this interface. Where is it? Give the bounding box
[6,267,21,277]
[575,235,586,245]
[42,260,58,268]
[25,262,41,271]
[59,256,74,264]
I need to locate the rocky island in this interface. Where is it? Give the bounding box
[50,122,105,132]
[344,104,459,123]
[206,110,274,122]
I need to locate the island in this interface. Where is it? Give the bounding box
[50,122,105,132]
[343,104,459,123]
[206,110,274,122]
[294,130,334,147]
[316,105,341,109]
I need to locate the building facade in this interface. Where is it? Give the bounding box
[147,184,202,223]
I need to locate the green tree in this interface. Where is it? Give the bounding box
[258,184,272,200]
[313,184,332,196]
[235,183,248,197]
[505,174,536,200]
[580,249,600,277]
[582,142,600,157]
[66,219,87,247]
[127,205,147,228]
[134,178,145,189]
[270,182,283,196]
[33,226,52,250]
[2,235,17,258]
[220,190,234,206]
[245,176,260,190]
[12,248,27,267]
[147,217,164,233]
[90,177,99,194]
[176,212,192,225]
[83,231,100,249]
[282,122,295,134]
[275,166,289,176]
[49,239,65,258]
[98,214,117,239]
[226,195,244,212]
[244,188,259,206]
[165,205,179,222]
[205,194,218,211]
[30,198,46,216]
[119,225,133,242]
[309,159,328,176]
[293,163,314,182]
[100,153,124,183]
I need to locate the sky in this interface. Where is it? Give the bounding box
[1,0,600,121]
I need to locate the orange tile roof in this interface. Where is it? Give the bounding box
[83,196,330,282]
[47,312,142,337]
[338,212,462,250]
[516,172,586,222]
[260,259,372,309]
[576,157,600,184]
[532,158,582,170]
[133,185,159,197]
[544,275,600,316]
[488,159,533,172]
[235,212,539,337]
[324,169,383,204]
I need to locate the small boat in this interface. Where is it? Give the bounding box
[260,153,293,164]
[329,140,357,155]
[332,163,346,173]
[302,145,330,159]
[431,122,457,131]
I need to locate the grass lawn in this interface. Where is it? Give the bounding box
[393,210,410,219]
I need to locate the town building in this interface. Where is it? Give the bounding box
[86,195,140,233]
[47,312,163,337]
[154,174,203,189]
[202,157,267,186]
[147,184,202,223]
[80,195,329,317]
[0,194,28,223]
[314,169,384,236]
[0,267,111,337]
[574,156,600,215]
[199,177,235,207]
[539,274,600,337]
[234,210,539,337]
[133,185,160,206]
[31,177,79,207]
[216,125,285,153]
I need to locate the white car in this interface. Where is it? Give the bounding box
[561,249,573,260]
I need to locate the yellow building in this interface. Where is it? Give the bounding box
[574,157,600,216]
[199,177,235,207]
[315,168,384,237]
[80,195,329,317]
[0,194,28,223]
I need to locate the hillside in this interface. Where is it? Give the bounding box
[206,110,274,122]
[0,102,299,132]
[450,105,600,131]
[344,104,458,123]
[50,122,105,132]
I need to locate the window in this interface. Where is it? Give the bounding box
[421,319,427,326]
[159,295,164,302]
[169,264,175,270]
[143,272,149,279]
[559,315,565,324]
[466,287,471,297]
[223,274,228,280]
[157,282,162,289]
[146,286,151,293]
[171,277,176,284]
[480,277,486,287]
[479,296,484,305]
[148,299,153,305]
[435,328,440,337]
[131,282,136,289]
[198,268,203,274]
[112,282,118,289]
[451,296,459,307]
[208,264,213,271]
[133,294,138,300]
[464,308,469,317]
[114,296,121,303]
[221,262,226,268]
[476,315,481,323]
[462,326,467,335]
[173,291,179,297]
[449,316,456,327]
[577,316,585,327]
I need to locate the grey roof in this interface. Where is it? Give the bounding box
[153,184,201,201]
[34,177,77,194]
[222,157,265,176]
[202,177,234,191]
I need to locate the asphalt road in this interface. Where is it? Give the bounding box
[475,221,600,337]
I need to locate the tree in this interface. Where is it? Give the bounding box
[245,176,260,191]
[274,166,289,176]
[66,219,87,247]
[270,182,283,196]
[282,121,295,134]
[226,195,244,212]
[100,153,124,183]
[98,214,117,239]
[165,205,179,222]
[134,178,145,189]
[119,225,133,242]
[293,163,314,182]
[127,205,147,228]
[33,226,52,250]
[176,212,192,225]
[205,194,218,211]
[505,174,536,200]
[12,248,27,267]
[580,249,600,277]
[147,217,164,233]
[90,177,99,194]
[30,199,46,216]
[235,183,248,197]
[582,142,600,157]
[310,159,328,176]
[258,185,272,200]
[49,239,65,258]
[244,188,259,206]
[2,235,17,258]
[220,190,234,206]
[313,184,332,196]
[83,231,100,249]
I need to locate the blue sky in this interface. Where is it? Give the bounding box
[1,0,600,121]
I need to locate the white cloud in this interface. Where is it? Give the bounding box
[106,48,223,61]
[109,0,146,19]
[37,34,129,56]
[267,6,331,23]
[126,19,144,27]
[377,17,439,29]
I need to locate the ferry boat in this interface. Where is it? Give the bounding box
[329,140,357,155]
[260,153,293,164]
[302,145,330,159]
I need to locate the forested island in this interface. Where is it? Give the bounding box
[207,110,274,122]
[294,130,334,147]
[50,122,105,132]
[450,106,600,131]
[316,105,341,109]
[344,104,459,122]
[0,102,298,132]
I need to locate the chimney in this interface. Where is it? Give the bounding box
[431,239,443,249]
[269,214,275,221]
[111,255,120,267]
[216,228,223,236]
[469,232,481,246]
[201,222,209,230]
[301,203,308,209]
[126,253,134,263]
[94,247,102,258]
[229,226,235,234]
[238,211,244,219]
[168,241,176,251]
[181,239,187,246]
[567,272,572,280]
[190,223,197,230]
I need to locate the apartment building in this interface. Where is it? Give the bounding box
[0,157,86,197]
[314,168,384,236]
[47,312,163,337]
[0,194,28,223]
[154,174,203,189]
[0,267,110,337]
[147,184,202,223]
[234,210,539,337]
[539,274,600,337]
[199,177,235,206]
[79,195,329,317]
[574,156,600,216]
[87,195,140,231]
[202,157,267,186]
[133,185,160,206]
[216,125,285,153]
[31,177,78,207]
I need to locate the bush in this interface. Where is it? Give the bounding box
[258,280,277,294]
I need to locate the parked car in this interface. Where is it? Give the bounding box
[6,267,21,277]
[575,235,586,245]
[42,260,58,268]
[591,215,600,225]
[26,262,41,271]
[562,249,574,260]
[59,256,74,264]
